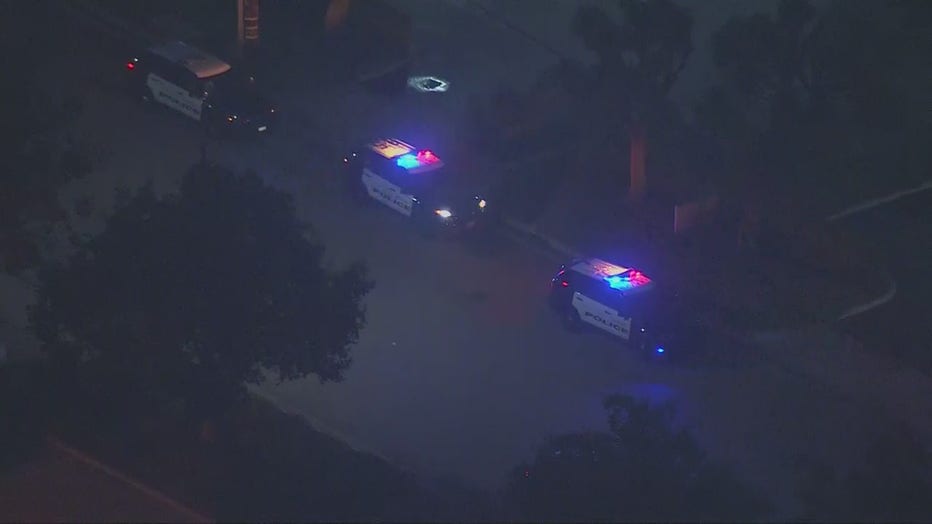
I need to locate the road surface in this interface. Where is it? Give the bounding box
[10,4,932,518]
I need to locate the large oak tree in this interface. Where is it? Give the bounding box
[31,165,373,415]
[573,0,694,202]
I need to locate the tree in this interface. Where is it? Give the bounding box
[699,0,932,217]
[711,0,819,108]
[0,4,94,271]
[0,360,56,472]
[30,165,373,417]
[508,395,769,521]
[572,0,693,202]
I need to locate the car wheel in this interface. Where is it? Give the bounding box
[346,179,370,204]
[138,87,154,107]
[205,116,224,139]
[415,213,440,240]
[561,306,583,333]
[548,290,568,312]
[403,205,430,237]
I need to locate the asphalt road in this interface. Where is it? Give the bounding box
[23,5,932,517]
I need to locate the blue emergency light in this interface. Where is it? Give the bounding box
[395,150,441,170]
[605,269,650,290]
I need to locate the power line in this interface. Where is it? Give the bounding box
[457,0,572,62]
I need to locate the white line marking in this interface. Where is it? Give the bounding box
[837,271,898,321]
[827,180,932,222]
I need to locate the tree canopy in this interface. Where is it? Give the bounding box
[571,0,694,202]
[508,395,768,521]
[30,165,373,413]
[697,0,931,214]
[0,5,94,271]
[573,0,693,99]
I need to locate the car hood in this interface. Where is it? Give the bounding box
[418,171,491,209]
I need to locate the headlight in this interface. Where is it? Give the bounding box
[434,209,453,219]
[478,199,487,209]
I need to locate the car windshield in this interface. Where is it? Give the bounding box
[205,71,267,111]
[404,166,487,207]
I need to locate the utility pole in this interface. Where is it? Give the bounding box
[236,0,244,55]
[236,0,259,59]
[325,0,351,30]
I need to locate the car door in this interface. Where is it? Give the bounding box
[361,156,415,216]
[145,58,205,121]
[572,283,633,340]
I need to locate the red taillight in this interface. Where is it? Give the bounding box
[126,61,135,70]
[561,281,569,287]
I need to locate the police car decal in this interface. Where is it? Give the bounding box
[572,291,633,340]
[146,73,203,121]
[362,167,414,216]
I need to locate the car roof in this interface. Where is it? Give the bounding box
[366,138,444,174]
[569,257,655,296]
[148,40,231,79]
[368,138,417,160]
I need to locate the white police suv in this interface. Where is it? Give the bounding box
[549,257,663,352]
[342,138,494,234]
[126,41,275,136]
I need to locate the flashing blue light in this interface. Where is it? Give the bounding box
[395,154,420,169]
[605,269,651,290]
[606,275,635,290]
[655,347,665,354]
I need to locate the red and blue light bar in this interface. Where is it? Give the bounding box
[604,269,651,290]
[395,149,442,171]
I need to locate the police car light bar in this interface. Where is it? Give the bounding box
[605,269,651,290]
[576,258,628,278]
[396,150,443,171]
[369,138,416,159]
[572,258,651,290]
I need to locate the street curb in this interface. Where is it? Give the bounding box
[824,182,922,321]
[248,388,400,470]
[249,388,491,513]
[836,270,897,321]
[502,217,583,260]
[46,435,212,523]
[827,179,932,222]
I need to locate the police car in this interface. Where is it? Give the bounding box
[342,138,493,234]
[125,41,276,136]
[550,258,663,353]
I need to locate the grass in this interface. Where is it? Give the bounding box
[43,378,493,521]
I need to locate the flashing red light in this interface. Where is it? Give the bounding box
[126,61,135,70]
